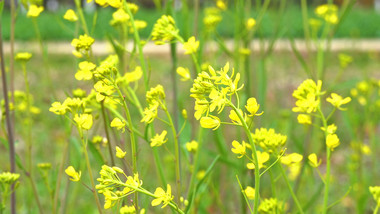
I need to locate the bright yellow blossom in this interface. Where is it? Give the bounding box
[308,153,321,168]
[244,186,255,200]
[245,97,263,117]
[281,153,303,166]
[120,205,136,214]
[369,186,380,205]
[150,130,168,147]
[231,140,248,158]
[115,146,126,158]
[65,166,81,182]
[186,140,199,153]
[297,114,312,125]
[183,36,199,55]
[176,67,191,81]
[49,102,69,115]
[151,184,174,208]
[63,9,78,22]
[151,15,179,45]
[110,8,129,26]
[74,113,93,130]
[200,115,221,130]
[246,18,256,30]
[326,134,340,151]
[326,93,351,110]
[75,61,96,81]
[110,118,126,132]
[321,124,337,134]
[15,52,32,62]
[27,4,44,18]
[247,151,270,170]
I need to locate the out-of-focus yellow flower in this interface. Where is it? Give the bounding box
[15,52,32,62]
[63,9,78,22]
[361,144,371,155]
[150,130,168,147]
[258,198,284,213]
[183,36,199,55]
[120,205,136,214]
[315,4,339,24]
[297,114,312,125]
[292,79,324,113]
[182,109,188,119]
[27,4,44,18]
[151,184,174,208]
[369,186,380,205]
[326,93,351,110]
[176,67,191,81]
[247,151,270,170]
[115,146,126,159]
[281,153,303,166]
[186,140,198,153]
[110,8,129,26]
[65,166,81,182]
[321,124,337,134]
[216,0,227,10]
[338,53,353,69]
[308,153,321,168]
[110,118,126,132]
[244,186,255,200]
[246,18,256,30]
[196,170,205,180]
[74,113,93,130]
[49,102,69,115]
[151,15,179,45]
[107,0,122,8]
[203,7,222,31]
[326,134,340,151]
[200,115,221,130]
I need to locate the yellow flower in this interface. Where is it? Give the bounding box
[27,4,44,18]
[115,146,126,159]
[369,186,380,205]
[150,130,168,147]
[120,205,136,214]
[245,97,263,117]
[292,79,324,113]
[74,113,93,130]
[110,8,129,26]
[182,109,188,119]
[49,102,69,115]
[308,153,321,168]
[183,36,199,55]
[281,153,303,166]
[361,144,371,155]
[151,15,179,45]
[200,115,221,130]
[75,61,96,81]
[15,52,32,62]
[252,128,287,153]
[71,34,95,53]
[196,170,206,180]
[229,109,249,125]
[246,18,256,30]
[326,134,340,151]
[244,186,255,200]
[65,166,81,182]
[297,114,312,125]
[321,124,337,134]
[124,66,143,84]
[107,0,122,8]
[247,151,270,170]
[326,93,351,110]
[186,140,199,153]
[176,67,191,81]
[0,172,20,185]
[338,53,353,69]
[63,9,78,22]
[258,198,284,213]
[151,184,174,208]
[315,4,339,24]
[216,0,227,10]
[231,140,247,158]
[203,7,222,31]
[110,118,126,132]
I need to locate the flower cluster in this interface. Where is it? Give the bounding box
[71,34,95,57]
[141,85,166,124]
[292,79,324,114]
[96,165,142,209]
[251,128,287,153]
[151,184,174,208]
[151,15,179,45]
[281,153,303,180]
[1,90,40,116]
[27,4,44,18]
[258,198,284,214]
[203,7,222,31]
[315,4,339,24]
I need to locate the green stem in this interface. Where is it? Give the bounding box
[100,102,115,166]
[115,88,138,210]
[279,164,304,214]
[374,204,379,214]
[229,102,260,213]
[78,129,103,214]
[163,105,182,204]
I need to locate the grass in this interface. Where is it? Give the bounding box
[2,5,380,41]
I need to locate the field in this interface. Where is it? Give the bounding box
[0,1,380,214]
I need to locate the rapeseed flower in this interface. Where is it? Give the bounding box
[326,134,340,151]
[308,153,321,168]
[244,186,255,200]
[231,140,248,158]
[200,115,221,130]
[183,36,199,54]
[150,130,168,147]
[151,184,174,208]
[186,140,198,153]
[247,151,270,170]
[110,118,126,132]
[75,61,96,81]
[27,4,44,18]
[326,93,351,110]
[252,128,287,153]
[63,9,78,22]
[151,15,179,45]
[74,113,93,130]
[65,166,81,182]
[15,52,32,62]
[115,146,126,158]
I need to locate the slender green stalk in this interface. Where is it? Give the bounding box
[163,104,182,204]
[78,128,103,213]
[374,204,379,214]
[278,164,304,214]
[100,102,115,166]
[301,0,311,53]
[115,87,138,210]
[0,21,16,214]
[229,102,260,213]
[21,63,44,214]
